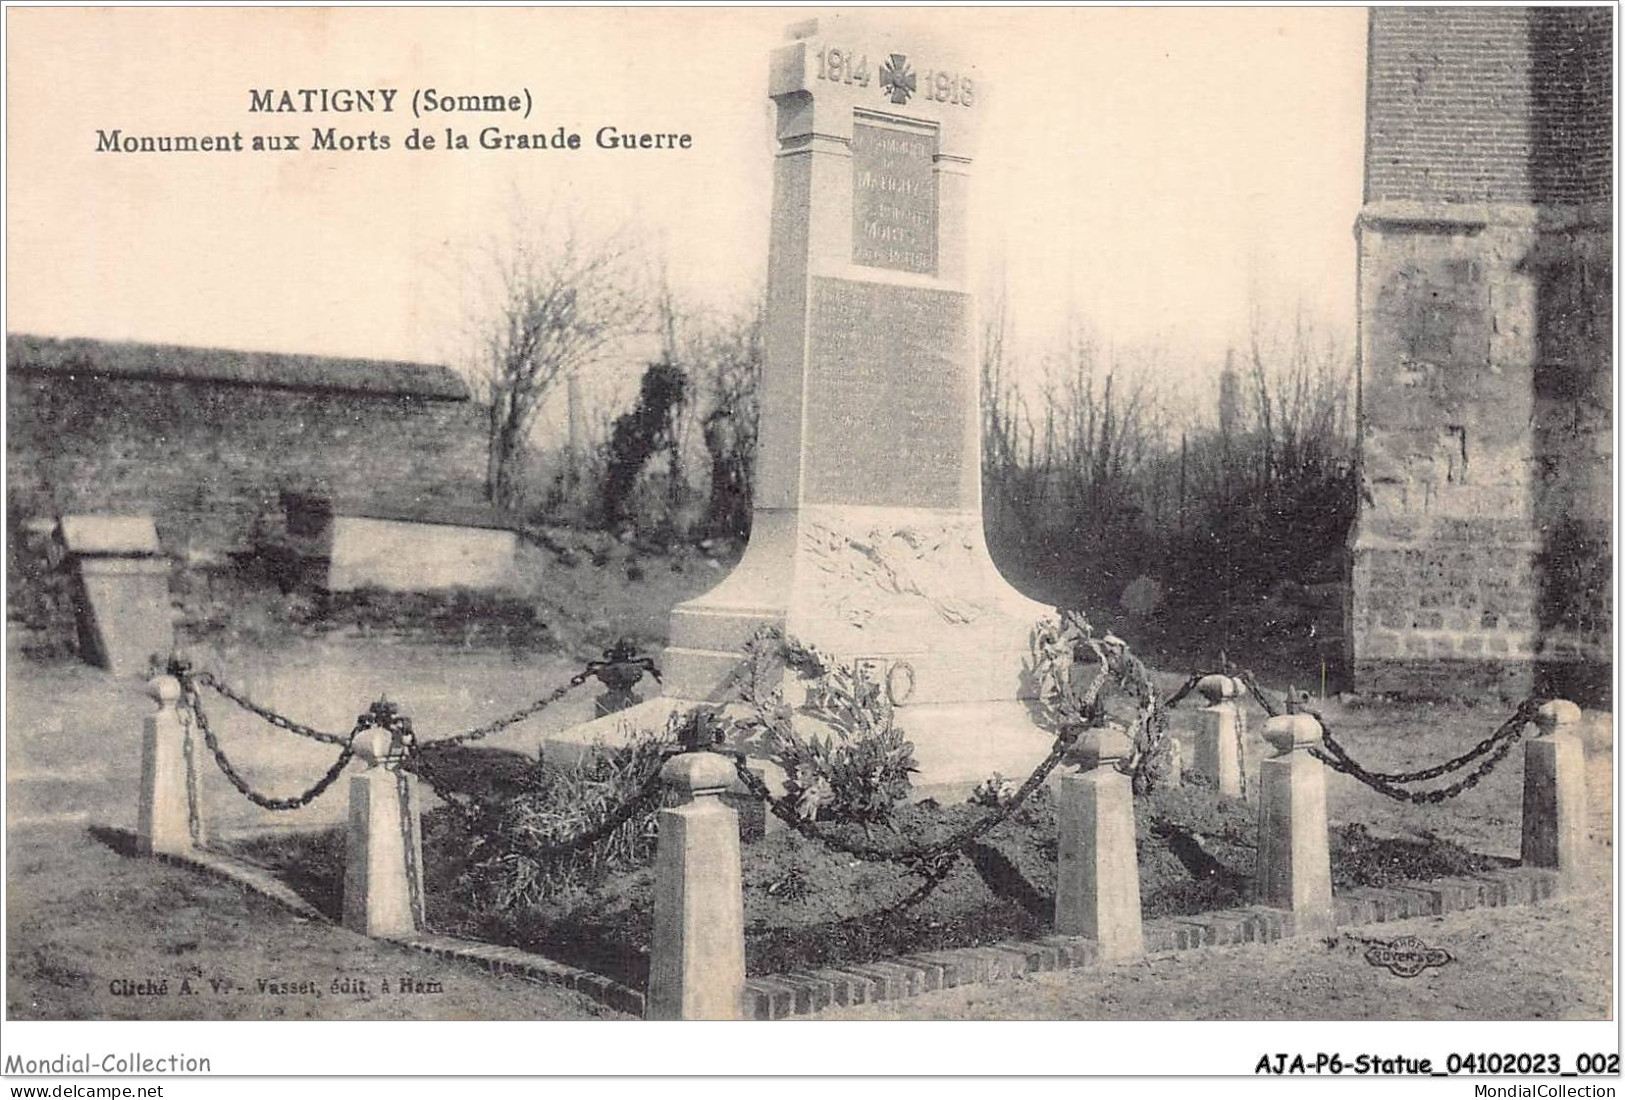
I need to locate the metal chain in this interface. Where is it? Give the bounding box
[1233,704,1248,801]
[1158,666,1249,797]
[185,684,365,811]
[1236,668,1539,800]
[185,652,622,754]
[372,641,657,748]
[189,672,356,747]
[394,762,426,932]
[1237,668,1283,718]
[1308,705,1530,803]
[421,677,587,748]
[355,707,482,831]
[177,701,204,847]
[1321,697,1543,785]
[395,744,477,824]
[1159,672,1209,711]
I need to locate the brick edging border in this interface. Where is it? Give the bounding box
[741,865,1565,1019]
[384,933,646,1017]
[140,838,1565,1021]
[151,845,329,923]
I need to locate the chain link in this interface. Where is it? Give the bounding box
[1233,704,1248,802]
[1308,702,1537,803]
[422,678,585,748]
[189,671,356,747]
[526,763,666,857]
[1233,667,1539,801]
[183,646,644,754]
[1159,672,1209,711]
[178,703,204,847]
[184,683,365,811]
[395,763,426,932]
[1322,697,1543,785]
[510,762,669,861]
[394,742,477,824]
[1237,668,1283,718]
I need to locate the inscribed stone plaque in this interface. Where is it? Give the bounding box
[851,122,938,275]
[803,277,969,508]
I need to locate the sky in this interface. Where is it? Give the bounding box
[7,7,1368,407]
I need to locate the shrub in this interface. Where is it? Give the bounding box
[5,505,78,658]
[454,724,674,910]
[969,773,1019,809]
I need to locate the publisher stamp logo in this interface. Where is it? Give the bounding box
[1364,935,1452,978]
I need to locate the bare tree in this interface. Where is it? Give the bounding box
[695,300,764,542]
[1242,306,1354,494]
[469,214,648,511]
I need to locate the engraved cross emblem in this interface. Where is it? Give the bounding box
[880,54,916,104]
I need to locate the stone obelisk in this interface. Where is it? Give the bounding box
[558,15,1055,789]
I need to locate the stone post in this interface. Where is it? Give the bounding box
[1255,713,1334,935]
[138,675,202,855]
[1193,674,1245,798]
[1055,725,1144,960]
[648,751,746,1020]
[342,720,424,938]
[1521,699,1587,885]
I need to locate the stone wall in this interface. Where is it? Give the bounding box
[1365,6,1611,206]
[1351,8,1612,701]
[6,335,488,560]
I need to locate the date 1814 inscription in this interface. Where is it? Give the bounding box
[803,277,969,508]
[851,122,937,275]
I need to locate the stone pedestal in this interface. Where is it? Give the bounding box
[1520,699,1587,885]
[137,675,202,855]
[1055,726,1143,960]
[648,752,746,1020]
[342,727,424,938]
[63,515,174,678]
[549,15,1056,792]
[1255,714,1333,935]
[1193,674,1245,798]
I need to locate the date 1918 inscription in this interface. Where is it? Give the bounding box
[852,122,937,275]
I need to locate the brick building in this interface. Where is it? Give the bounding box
[1351,7,1612,699]
[6,334,488,559]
